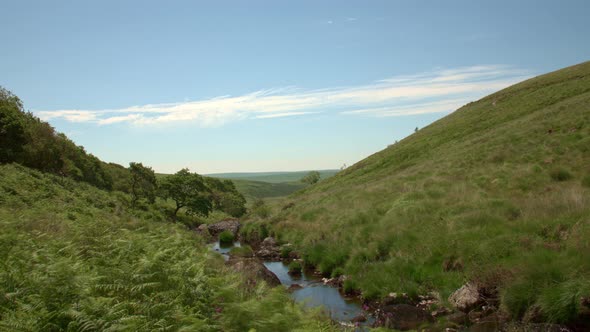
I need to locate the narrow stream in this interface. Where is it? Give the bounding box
[210,240,373,329]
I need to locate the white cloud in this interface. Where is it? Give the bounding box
[256,111,317,119]
[35,65,529,127]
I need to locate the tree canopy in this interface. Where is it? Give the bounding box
[129,162,157,207]
[0,86,113,190]
[160,168,212,219]
[205,177,247,217]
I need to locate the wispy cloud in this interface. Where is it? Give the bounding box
[36,65,529,127]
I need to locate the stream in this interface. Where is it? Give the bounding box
[210,240,374,329]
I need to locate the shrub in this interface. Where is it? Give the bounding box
[343,278,358,295]
[240,221,269,244]
[582,175,590,188]
[280,245,293,259]
[229,245,254,257]
[219,230,235,244]
[288,261,302,275]
[549,168,573,181]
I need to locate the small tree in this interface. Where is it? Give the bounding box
[160,168,212,220]
[129,162,157,207]
[301,171,321,185]
[205,177,247,217]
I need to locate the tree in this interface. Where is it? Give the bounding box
[160,168,212,219]
[301,171,321,185]
[129,162,157,207]
[0,87,26,163]
[204,177,247,217]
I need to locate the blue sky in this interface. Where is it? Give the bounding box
[1,0,589,173]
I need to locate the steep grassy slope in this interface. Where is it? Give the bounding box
[0,164,336,331]
[271,61,590,322]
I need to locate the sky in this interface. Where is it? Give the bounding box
[1,0,589,174]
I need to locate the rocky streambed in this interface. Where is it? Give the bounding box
[202,220,583,331]
[204,219,373,329]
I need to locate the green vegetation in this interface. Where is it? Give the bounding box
[268,61,590,323]
[129,162,157,207]
[229,245,254,258]
[0,164,339,331]
[288,261,303,275]
[301,171,321,185]
[0,87,112,189]
[239,220,271,245]
[0,87,340,331]
[207,170,338,183]
[231,178,305,202]
[159,168,214,218]
[219,230,235,244]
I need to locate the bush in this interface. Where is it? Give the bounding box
[219,230,235,244]
[288,261,302,275]
[240,221,269,244]
[280,245,293,259]
[549,168,573,181]
[229,245,254,258]
[582,175,590,187]
[343,278,358,295]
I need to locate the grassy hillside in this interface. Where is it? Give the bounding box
[0,164,336,331]
[231,179,305,202]
[158,173,307,202]
[268,61,590,323]
[207,170,339,183]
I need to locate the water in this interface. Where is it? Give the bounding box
[210,241,372,328]
[210,241,240,261]
[263,261,370,324]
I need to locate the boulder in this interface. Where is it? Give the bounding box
[208,219,240,237]
[351,314,367,323]
[255,237,281,259]
[376,304,434,331]
[261,237,277,247]
[449,283,481,312]
[227,258,280,287]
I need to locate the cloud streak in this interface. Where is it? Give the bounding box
[36,65,529,127]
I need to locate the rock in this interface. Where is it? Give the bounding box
[261,236,276,246]
[227,258,280,287]
[255,248,281,259]
[196,224,212,240]
[449,283,481,312]
[208,219,240,237]
[288,284,303,291]
[376,304,434,331]
[351,314,367,323]
[446,311,468,325]
[255,236,281,259]
[469,311,509,332]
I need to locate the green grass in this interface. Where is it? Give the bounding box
[265,61,590,323]
[205,170,339,183]
[231,178,306,202]
[0,164,340,331]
